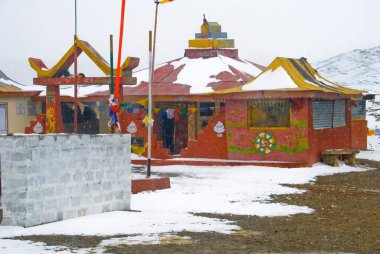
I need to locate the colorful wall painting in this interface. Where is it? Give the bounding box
[276,130,309,155]
[254,131,276,155]
[225,99,310,162]
[46,105,56,133]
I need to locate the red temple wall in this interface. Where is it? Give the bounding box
[225,99,310,163]
[307,99,361,165]
[351,120,367,150]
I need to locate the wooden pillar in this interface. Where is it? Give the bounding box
[188,106,197,141]
[45,86,63,133]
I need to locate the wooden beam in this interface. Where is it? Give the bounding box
[33,77,137,86]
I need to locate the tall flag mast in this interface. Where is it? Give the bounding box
[147,0,175,177]
[73,0,78,133]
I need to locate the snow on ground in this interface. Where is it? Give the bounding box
[0,163,368,253]
[357,150,380,161]
[366,96,380,151]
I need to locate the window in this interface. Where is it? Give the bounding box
[312,99,346,129]
[351,100,366,119]
[199,102,215,117]
[27,101,37,116]
[248,100,290,128]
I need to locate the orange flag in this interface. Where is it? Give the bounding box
[159,0,174,4]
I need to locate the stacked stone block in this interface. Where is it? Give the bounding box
[0,134,131,227]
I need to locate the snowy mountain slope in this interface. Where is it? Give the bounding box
[315,45,380,93]
[315,46,380,150]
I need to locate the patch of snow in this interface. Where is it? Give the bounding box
[218,55,262,77]
[357,150,380,161]
[39,84,109,98]
[0,239,80,254]
[0,77,42,92]
[242,66,298,91]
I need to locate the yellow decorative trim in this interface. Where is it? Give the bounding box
[29,38,139,78]
[188,107,197,114]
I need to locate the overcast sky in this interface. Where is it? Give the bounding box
[0,0,379,85]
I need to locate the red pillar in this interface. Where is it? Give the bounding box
[45,86,63,133]
[118,83,127,133]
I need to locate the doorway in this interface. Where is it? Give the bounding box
[155,103,188,155]
[0,103,7,135]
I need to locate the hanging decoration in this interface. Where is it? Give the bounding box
[108,97,121,132]
[254,131,276,155]
[127,121,137,134]
[214,121,226,137]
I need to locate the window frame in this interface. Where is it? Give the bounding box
[312,99,347,130]
[247,99,292,130]
[351,99,366,121]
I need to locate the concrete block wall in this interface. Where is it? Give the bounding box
[0,134,131,227]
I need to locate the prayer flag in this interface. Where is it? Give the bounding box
[159,0,174,4]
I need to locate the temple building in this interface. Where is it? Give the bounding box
[88,17,265,156]
[23,17,368,167]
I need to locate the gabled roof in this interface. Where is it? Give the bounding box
[29,39,138,78]
[218,57,364,95]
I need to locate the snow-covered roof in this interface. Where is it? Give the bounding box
[0,69,42,93]
[240,57,364,95]
[88,54,264,97]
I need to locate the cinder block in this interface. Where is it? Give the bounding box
[93,194,104,203]
[1,134,131,227]
[44,200,58,211]
[104,192,114,201]
[92,182,102,192]
[115,190,126,200]
[102,204,111,213]
[59,173,71,183]
[102,182,112,191]
[63,210,77,220]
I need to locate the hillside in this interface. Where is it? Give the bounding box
[315,45,380,93]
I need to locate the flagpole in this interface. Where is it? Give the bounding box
[147,31,153,178]
[147,1,159,178]
[151,1,159,84]
[74,0,78,134]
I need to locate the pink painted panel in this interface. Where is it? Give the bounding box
[225,99,310,163]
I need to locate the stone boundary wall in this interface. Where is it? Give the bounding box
[0,134,131,227]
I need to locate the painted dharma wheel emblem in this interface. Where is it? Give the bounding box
[254,131,276,155]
